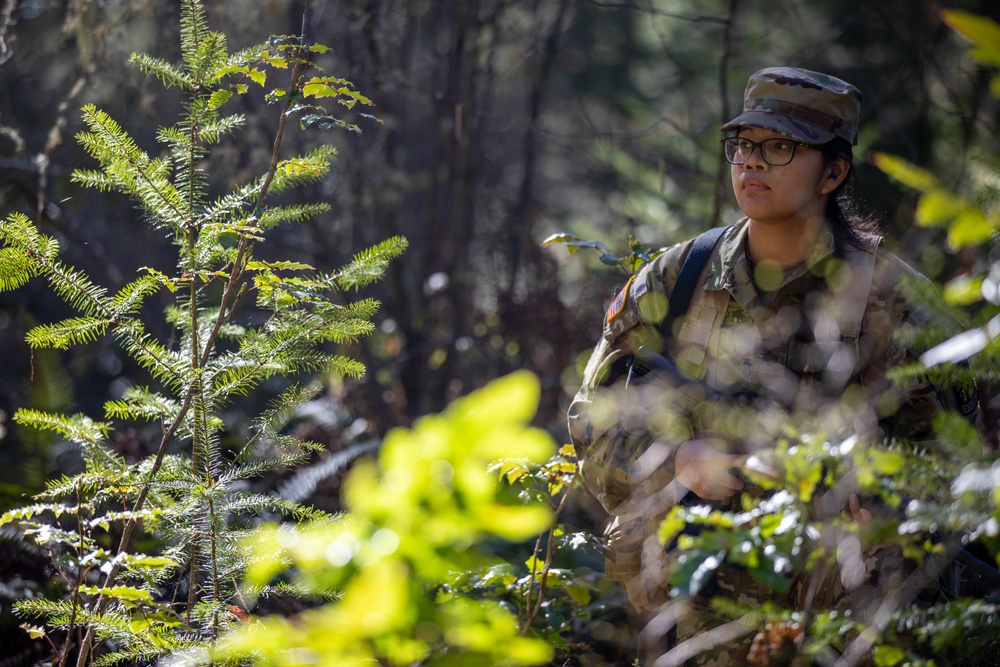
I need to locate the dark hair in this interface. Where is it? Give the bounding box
[816,137,881,251]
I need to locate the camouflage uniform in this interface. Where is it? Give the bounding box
[568,67,982,665]
[566,218,979,663]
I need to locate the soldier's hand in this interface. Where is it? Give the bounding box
[675,438,745,500]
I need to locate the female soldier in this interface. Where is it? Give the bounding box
[566,67,980,665]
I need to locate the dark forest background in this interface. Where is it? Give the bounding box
[0,1,999,659]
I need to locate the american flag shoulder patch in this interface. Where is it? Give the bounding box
[605,275,635,323]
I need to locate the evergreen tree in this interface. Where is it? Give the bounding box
[0,1,404,664]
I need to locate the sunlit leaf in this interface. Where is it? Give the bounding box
[914,190,961,227]
[870,152,938,191]
[670,549,726,598]
[873,644,906,667]
[247,68,266,87]
[867,449,906,479]
[943,275,985,306]
[947,208,994,248]
[658,506,686,547]
[942,10,1000,67]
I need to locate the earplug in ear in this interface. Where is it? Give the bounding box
[828,172,838,180]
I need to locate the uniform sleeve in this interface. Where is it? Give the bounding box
[567,246,692,515]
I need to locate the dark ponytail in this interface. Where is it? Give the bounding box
[818,137,881,252]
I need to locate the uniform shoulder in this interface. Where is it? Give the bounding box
[871,243,933,290]
[601,237,694,342]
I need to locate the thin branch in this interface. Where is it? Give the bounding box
[711,0,739,227]
[520,489,571,636]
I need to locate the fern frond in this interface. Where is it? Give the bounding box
[26,316,109,350]
[333,235,409,291]
[129,52,193,89]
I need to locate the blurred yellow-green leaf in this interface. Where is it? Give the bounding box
[942,10,1000,67]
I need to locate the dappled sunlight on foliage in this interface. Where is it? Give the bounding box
[216,371,556,666]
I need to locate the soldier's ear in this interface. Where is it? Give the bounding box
[820,157,849,194]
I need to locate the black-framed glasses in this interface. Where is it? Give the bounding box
[721,137,815,166]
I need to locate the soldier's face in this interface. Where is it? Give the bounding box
[730,127,843,230]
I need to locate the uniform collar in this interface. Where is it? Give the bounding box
[704,217,838,293]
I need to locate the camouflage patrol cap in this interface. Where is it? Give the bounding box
[721,67,862,145]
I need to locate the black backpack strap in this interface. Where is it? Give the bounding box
[665,225,730,334]
[626,225,729,389]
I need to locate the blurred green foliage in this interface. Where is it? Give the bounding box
[217,371,556,666]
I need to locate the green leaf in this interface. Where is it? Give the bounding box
[943,275,984,306]
[915,190,962,227]
[129,556,180,570]
[262,53,288,68]
[246,260,315,272]
[670,549,726,598]
[868,449,905,476]
[942,10,1000,67]
[873,644,906,667]
[540,232,582,246]
[657,506,687,547]
[247,68,266,86]
[482,504,550,541]
[79,584,153,602]
[948,208,994,248]
[454,370,540,432]
[870,152,938,191]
